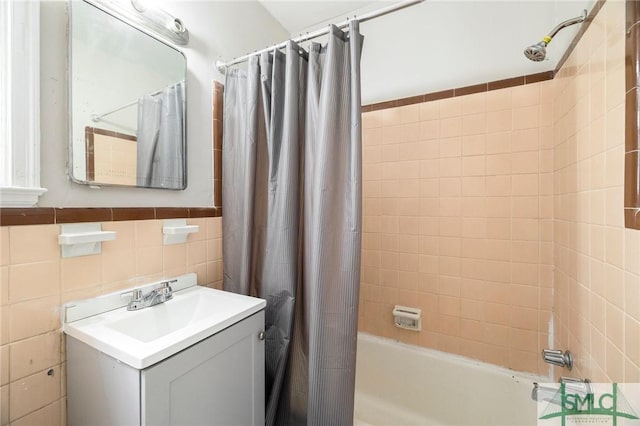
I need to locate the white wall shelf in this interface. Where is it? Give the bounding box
[59,223,116,258]
[163,219,199,245]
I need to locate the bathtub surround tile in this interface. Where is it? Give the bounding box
[625,316,640,366]
[396,328,419,346]
[512,128,540,153]
[360,5,635,376]
[551,0,640,382]
[625,151,640,207]
[625,89,639,153]
[606,342,625,383]
[382,108,403,126]
[487,77,523,92]
[362,72,553,112]
[460,318,483,342]
[512,105,540,130]
[524,71,555,85]
[399,104,420,123]
[454,83,487,97]
[437,334,462,354]
[509,348,538,374]
[511,84,540,108]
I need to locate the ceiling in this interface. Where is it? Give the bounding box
[258,1,380,35]
[257,0,597,104]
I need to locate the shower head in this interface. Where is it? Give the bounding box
[524,10,587,62]
[524,40,549,62]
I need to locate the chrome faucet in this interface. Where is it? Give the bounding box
[127,280,175,311]
[542,348,573,370]
[532,377,591,403]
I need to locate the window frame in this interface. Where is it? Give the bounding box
[0,1,47,207]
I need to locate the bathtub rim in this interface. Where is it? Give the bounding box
[356,332,552,384]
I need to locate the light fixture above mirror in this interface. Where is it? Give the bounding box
[86,0,189,46]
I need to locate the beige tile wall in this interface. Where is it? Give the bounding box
[1,3,638,424]
[0,217,223,425]
[552,0,640,383]
[359,0,639,383]
[359,81,555,375]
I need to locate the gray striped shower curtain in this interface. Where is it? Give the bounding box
[222,21,363,426]
[136,81,185,189]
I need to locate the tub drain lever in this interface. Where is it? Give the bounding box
[542,348,573,370]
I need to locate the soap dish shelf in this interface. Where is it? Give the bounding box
[163,219,199,245]
[59,223,116,258]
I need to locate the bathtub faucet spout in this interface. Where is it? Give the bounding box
[531,382,561,404]
[531,377,592,404]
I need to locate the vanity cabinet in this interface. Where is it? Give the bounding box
[66,311,265,426]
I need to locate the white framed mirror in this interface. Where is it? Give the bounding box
[69,0,187,190]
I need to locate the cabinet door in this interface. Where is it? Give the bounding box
[67,337,141,426]
[142,311,265,426]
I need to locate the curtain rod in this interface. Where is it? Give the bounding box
[91,100,138,123]
[91,81,185,123]
[215,0,424,73]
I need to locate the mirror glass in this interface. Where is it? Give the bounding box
[70,0,187,189]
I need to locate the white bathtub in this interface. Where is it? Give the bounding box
[354,333,547,426]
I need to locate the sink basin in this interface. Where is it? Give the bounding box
[63,277,265,369]
[106,290,226,343]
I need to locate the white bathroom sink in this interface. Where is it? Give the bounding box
[63,278,265,369]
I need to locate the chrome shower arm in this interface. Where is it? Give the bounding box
[524,9,588,62]
[547,10,587,40]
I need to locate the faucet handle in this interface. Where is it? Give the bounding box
[159,280,176,293]
[125,289,144,311]
[131,289,143,301]
[158,280,175,300]
[160,279,176,290]
[542,349,573,370]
